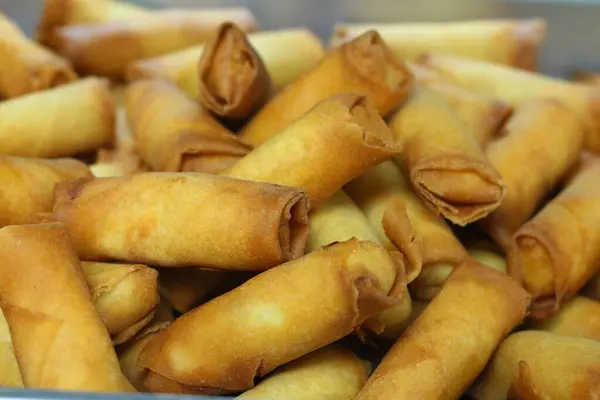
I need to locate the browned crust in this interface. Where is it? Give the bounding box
[509,19,547,71]
[36,0,71,47]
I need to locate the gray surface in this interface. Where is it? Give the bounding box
[0,0,600,77]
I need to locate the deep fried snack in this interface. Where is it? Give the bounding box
[533,296,600,342]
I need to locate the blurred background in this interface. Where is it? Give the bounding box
[1,0,599,77]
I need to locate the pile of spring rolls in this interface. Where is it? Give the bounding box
[1,0,600,398]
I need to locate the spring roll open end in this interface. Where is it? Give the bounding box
[199,22,270,119]
[511,19,547,71]
[346,31,413,103]
[278,191,311,262]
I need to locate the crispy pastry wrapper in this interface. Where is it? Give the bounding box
[158,268,223,313]
[126,79,250,174]
[0,156,91,227]
[0,223,134,391]
[418,54,600,153]
[81,262,159,345]
[390,85,506,226]
[53,8,258,79]
[224,93,400,207]
[508,154,600,318]
[574,70,600,86]
[533,296,600,342]
[356,259,530,400]
[138,239,404,394]
[238,345,369,400]
[482,99,584,250]
[118,320,172,392]
[331,19,546,70]
[471,331,600,399]
[346,161,467,300]
[198,22,273,121]
[0,77,114,158]
[423,81,512,146]
[37,0,149,46]
[53,172,310,270]
[0,305,23,388]
[239,30,413,146]
[0,12,76,98]
[127,29,325,99]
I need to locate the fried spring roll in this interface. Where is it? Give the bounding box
[345,161,468,300]
[158,268,223,313]
[126,80,250,174]
[239,31,413,146]
[0,78,114,158]
[224,94,400,206]
[198,22,273,121]
[127,29,325,99]
[118,321,171,392]
[0,306,23,388]
[356,259,530,400]
[139,239,403,394]
[424,82,512,146]
[81,262,159,345]
[238,345,369,400]
[508,154,600,318]
[389,85,506,226]
[418,54,600,152]
[331,19,546,70]
[482,100,584,250]
[54,172,310,270]
[470,331,600,399]
[0,12,76,98]
[0,156,91,227]
[53,9,258,79]
[37,0,149,46]
[533,296,600,342]
[0,223,134,391]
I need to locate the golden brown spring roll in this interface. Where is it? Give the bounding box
[389,85,506,226]
[424,81,512,146]
[0,156,91,227]
[126,79,250,174]
[0,77,114,158]
[37,0,149,46]
[0,12,76,98]
[466,240,506,274]
[418,54,600,152]
[127,29,325,99]
[54,172,310,271]
[158,268,223,313]
[139,239,403,394]
[470,331,600,399]
[482,100,584,250]
[238,345,369,400]
[53,9,258,79]
[345,161,468,300]
[118,321,171,392]
[356,259,530,400]
[239,31,413,146]
[0,223,134,391]
[0,305,23,388]
[224,94,400,206]
[81,261,159,345]
[508,154,600,318]
[533,296,600,342]
[198,22,273,121]
[331,19,546,70]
